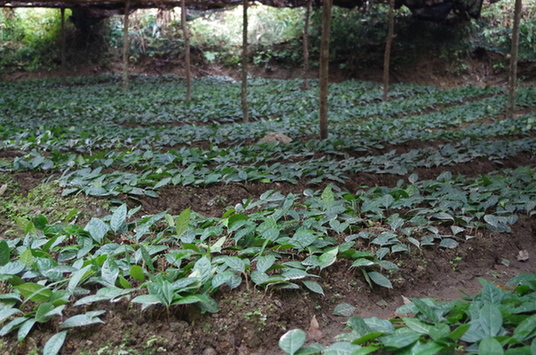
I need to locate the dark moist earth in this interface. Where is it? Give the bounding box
[2,137,535,355]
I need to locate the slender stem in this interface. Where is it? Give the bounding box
[181,0,191,101]
[122,0,131,92]
[383,0,395,101]
[241,0,249,123]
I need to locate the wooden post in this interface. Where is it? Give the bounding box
[122,0,131,91]
[383,0,395,101]
[241,0,249,123]
[181,0,192,101]
[507,0,522,118]
[301,0,312,90]
[60,8,66,73]
[319,0,332,139]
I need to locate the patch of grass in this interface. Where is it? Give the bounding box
[0,172,108,237]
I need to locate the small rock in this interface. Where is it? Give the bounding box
[517,250,529,262]
[257,132,292,144]
[203,348,217,355]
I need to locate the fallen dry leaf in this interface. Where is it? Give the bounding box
[0,184,7,196]
[307,314,324,341]
[517,250,529,262]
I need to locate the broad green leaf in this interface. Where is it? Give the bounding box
[379,327,420,349]
[101,256,119,286]
[0,308,21,323]
[364,317,395,333]
[382,194,394,209]
[175,207,191,238]
[281,268,311,280]
[131,294,162,309]
[191,256,212,284]
[439,238,458,248]
[480,303,502,337]
[408,341,446,355]
[60,311,106,328]
[17,318,36,342]
[412,298,439,324]
[350,345,380,355]
[0,241,10,266]
[294,344,326,354]
[291,229,317,249]
[210,236,226,253]
[323,342,362,354]
[139,245,155,273]
[318,247,338,270]
[130,265,145,283]
[119,276,132,289]
[408,173,419,184]
[321,186,334,203]
[432,212,454,221]
[333,303,356,317]
[351,332,384,345]
[448,323,470,341]
[429,323,451,340]
[110,204,127,233]
[67,265,93,293]
[368,271,392,289]
[74,287,133,306]
[35,303,56,323]
[85,217,109,244]
[43,330,67,355]
[256,255,276,273]
[15,283,52,303]
[224,257,245,274]
[0,317,26,336]
[480,282,507,305]
[513,314,536,342]
[347,317,373,335]
[478,337,504,355]
[403,317,432,334]
[302,280,324,295]
[279,329,306,355]
[19,248,34,267]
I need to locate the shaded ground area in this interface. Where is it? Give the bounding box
[2,136,535,354]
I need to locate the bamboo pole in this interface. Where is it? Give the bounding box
[122,0,131,91]
[241,0,249,123]
[506,0,522,118]
[181,0,191,101]
[319,0,332,139]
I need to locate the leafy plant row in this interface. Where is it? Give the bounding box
[9,137,533,198]
[279,274,536,355]
[1,168,534,353]
[2,76,533,154]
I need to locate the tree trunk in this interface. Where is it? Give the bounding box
[383,0,395,101]
[60,8,66,77]
[507,0,522,118]
[181,0,191,101]
[301,0,313,90]
[319,0,332,139]
[122,0,131,92]
[241,0,249,123]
